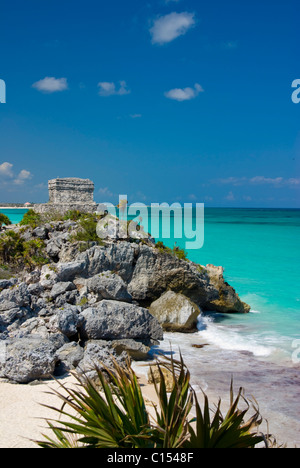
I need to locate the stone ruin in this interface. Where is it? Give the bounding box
[35,178,97,214]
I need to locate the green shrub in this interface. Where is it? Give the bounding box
[72,216,103,245]
[0,231,48,269]
[156,241,188,261]
[36,355,266,449]
[63,210,85,222]
[0,213,12,228]
[20,210,42,228]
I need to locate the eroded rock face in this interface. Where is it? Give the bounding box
[127,244,249,314]
[0,336,59,384]
[149,291,202,332]
[203,265,251,314]
[79,300,163,343]
[86,271,132,303]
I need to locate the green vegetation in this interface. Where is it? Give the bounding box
[63,210,86,222]
[71,214,104,245]
[156,241,188,261]
[37,355,267,449]
[20,209,42,228]
[0,230,49,269]
[0,213,12,228]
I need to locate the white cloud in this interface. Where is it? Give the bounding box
[150,12,196,45]
[213,176,300,188]
[0,162,33,187]
[98,81,130,97]
[249,176,284,186]
[0,162,14,178]
[14,170,33,185]
[130,114,142,119]
[98,187,114,198]
[165,83,204,101]
[225,191,235,201]
[32,77,68,93]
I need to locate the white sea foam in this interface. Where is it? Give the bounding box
[196,314,274,357]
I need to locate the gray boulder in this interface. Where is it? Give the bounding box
[0,282,31,310]
[128,244,250,313]
[55,342,84,374]
[86,272,132,302]
[49,281,76,299]
[79,300,163,343]
[149,291,201,332]
[111,339,151,361]
[78,340,128,381]
[76,242,136,283]
[33,226,49,240]
[49,304,80,338]
[0,278,17,291]
[128,244,214,306]
[0,336,58,383]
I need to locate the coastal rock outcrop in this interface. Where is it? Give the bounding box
[149,291,202,332]
[0,336,59,384]
[79,300,163,343]
[0,214,250,383]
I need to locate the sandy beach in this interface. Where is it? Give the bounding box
[1,357,299,449]
[0,370,160,449]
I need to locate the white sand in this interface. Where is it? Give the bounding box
[0,372,159,449]
[0,376,76,448]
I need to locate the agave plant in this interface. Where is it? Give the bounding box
[187,381,264,448]
[36,354,266,449]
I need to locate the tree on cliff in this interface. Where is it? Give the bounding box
[0,213,11,229]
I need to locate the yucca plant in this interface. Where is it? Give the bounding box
[186,381,264,448]
[148,354,194,448]
[37,359,152,448]
[36,354,267,449]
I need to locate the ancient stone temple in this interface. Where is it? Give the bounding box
[35,178,97,214]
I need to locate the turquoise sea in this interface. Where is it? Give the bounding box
[0,209,29,225]
[155,208,300,364]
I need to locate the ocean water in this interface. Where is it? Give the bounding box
[0,209,28,225]
[144,207,300,364]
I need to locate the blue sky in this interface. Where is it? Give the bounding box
[0,0,299,207]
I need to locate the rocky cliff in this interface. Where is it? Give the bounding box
[0,215,250,383]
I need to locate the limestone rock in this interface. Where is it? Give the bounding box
[76,242,137,283]
[111,339,151,361]
[49,281,76,299]
[79,300,163,343]
[0,282,31,309]
[0,336,58,383]
[49,304,80,338]
[55,342,84,374]
[204,265,251,313]
[86,271,132,303]
[78,340,128,382]
[128,244,216,306]
[149,291,201,332]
